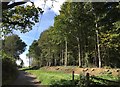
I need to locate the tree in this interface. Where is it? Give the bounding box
[1,1,43,35]
[20,59,24,68]
[2,1,27,11]
[2,34,27,59]
[54,2,72,66]
[29,40,41,67]
[90,2,120,68]
[2,34,26,85]
[28,2,120,68]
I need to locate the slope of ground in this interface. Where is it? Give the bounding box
[40,66,120,76]
[24,67,120,86]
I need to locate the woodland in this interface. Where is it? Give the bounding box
[28,2,120,68]
[1,1,120,86]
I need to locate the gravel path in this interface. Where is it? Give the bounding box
[10,70,41,86]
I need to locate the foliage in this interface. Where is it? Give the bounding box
[1,34,27,85]
[2,2,42,35]
[30,2,120,68]
[2,56,18,85]
[29,40,41,67]
[2,34,27,59]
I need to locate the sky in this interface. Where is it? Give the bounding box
[15,0,65,66]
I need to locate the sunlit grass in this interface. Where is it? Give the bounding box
[24,67,119,85]
[26,69,79,85]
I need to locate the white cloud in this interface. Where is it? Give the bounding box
[26,1,33,6]
[32,0,65,15]
[51,0,65,15]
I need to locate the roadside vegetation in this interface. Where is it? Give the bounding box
[22,67,78,85]
[2,35,27,85]
[22,67,120,86]
[1,1,41,85]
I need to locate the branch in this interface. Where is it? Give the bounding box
[8,2,27,9]
[2,2,27,10]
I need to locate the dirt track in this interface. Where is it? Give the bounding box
[10,70,41,86]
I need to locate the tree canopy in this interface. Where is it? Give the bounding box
[1,1,43,35]
[2,34,27,59]
[2,34,27,85]
[29,2,120,68]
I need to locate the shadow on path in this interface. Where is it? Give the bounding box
[9,70,41,86]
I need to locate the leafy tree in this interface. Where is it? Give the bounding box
[2,34,26,85]
[54,2,72,66]
[2,34,27,59]
[28,2,120,68]
[2,1,43,35]
[29,40,41,67]
[90,2,120,67]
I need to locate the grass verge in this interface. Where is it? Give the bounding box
[26,69,79,85]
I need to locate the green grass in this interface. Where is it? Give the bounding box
[98,74,118,81]
[19,67,29,70]
[23,67,119,85]
[91,74,119,85]
[26,69,79,85]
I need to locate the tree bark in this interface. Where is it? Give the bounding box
[96,23,101,68]
[77,37,82,67]
[29,55,30,68]
[94,44,98,67]
[64,37,68,66]
[61,49,64,65]
[54,58,57,66]
[2,2,27,10]
[49,61,51,66]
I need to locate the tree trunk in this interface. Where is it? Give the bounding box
[77,37,82,67]
[38,59,40,67]
[40,54,43,67]
[54,58,57,66]
[62,49,64,65]
[47,62,49,66]
[49,61,51,66]
[29,55,31,68]
[64,37,68,66]
[60,49,63,66]
[96,23,101,68]
[49,47,52,66]
[94,44,98,67]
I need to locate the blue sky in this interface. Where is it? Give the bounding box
[15,9,56,54]
[15,0,65,66]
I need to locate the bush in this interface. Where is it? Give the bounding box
[50,79,79,87]
[2,57,18,85]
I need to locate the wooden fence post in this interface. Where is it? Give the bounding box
[86,73,90,87]
[72,71,74,81]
